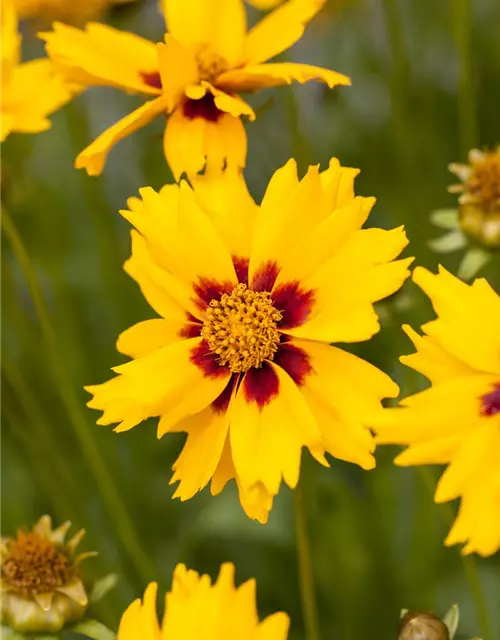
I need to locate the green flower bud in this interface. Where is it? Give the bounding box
[398,611,450,640]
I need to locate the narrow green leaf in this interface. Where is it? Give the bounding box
[442,603,460,639]
[428,230,467,253]
[89,574,118,604]
[458,248,492,280]
[430,208,460,229]
[68,619,116,640]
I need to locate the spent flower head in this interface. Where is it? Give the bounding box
[1,515,95,633]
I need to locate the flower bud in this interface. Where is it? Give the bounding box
[398,611,450,640]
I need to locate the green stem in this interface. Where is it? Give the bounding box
[417,467,493,640]
[451,0,478,155]
[294,482,320,640]
[2,207,154,584]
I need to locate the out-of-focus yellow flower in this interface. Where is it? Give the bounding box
[40,0,350,179]
[375,267,500,556]
[12,0,135,24]
[1,515,95,633]
[1,0,73,141]
[85,159,412,523]
[118,563,289,640]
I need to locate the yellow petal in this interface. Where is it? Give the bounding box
[413,266,500,375]
[191,167,258,258]
[157,36,198,112]
[163,106,247,180]
[255,613,290,640]
[138,582,160,640]
[169,406,231,500]
[161,0,246,65]
[118,598,143,640]
[56,578,88,606]
[75,96,168,176]
[229,362,321,495]
[124,230,199,320]
[218,62,350,92]
[295,339,397,469]
[435,422,498,503]
[85,337,226,432]
[249,164,324,284]
[40,22,160,94]
[34,592,53,611]
[393,435,462,466]
[400,324,477,385]
[2,58,74,138]
[117,318,195,358]
[1,0,21,74]
[243,0,326,64]
[202,82,255,120]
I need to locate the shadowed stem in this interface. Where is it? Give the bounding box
[418,467,493,640]
[294,481,320,640]
[451,0,478,155]
[2,207,154,584]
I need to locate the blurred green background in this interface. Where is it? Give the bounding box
[2,0,500,638]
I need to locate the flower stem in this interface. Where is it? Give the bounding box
[417,467,493,640]
[2,207,154,584]
[451,0,478,156]
[294,481,320,640]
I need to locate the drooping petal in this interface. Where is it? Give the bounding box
[75,96,169,176]
[85,338,228,433]
[161,0,246,65]
[243,0,326,64]
[157,36,199,112]
[217,62,350,92]
[229,361,321,495]
[40,22,161,94]
[413,267,500,375]
[164,106,247,180]
[169,406,231,500]
[201,82,255,119]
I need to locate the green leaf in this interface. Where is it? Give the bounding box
[430,208,460,229]
[442,603,459,639]
[399,609,409,618]
[0,628,60,640]
[89,574,118,604]
[68,620,116,640]
[458,247,492,280]
[428,230,467,253]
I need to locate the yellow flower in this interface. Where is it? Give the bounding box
[40,0,350,179]
[12,0,135,24]
[117,563,289,640]
[375,267,500,556]
[85,158,412,523]
[1,0,73,141]
[1,515,95,633]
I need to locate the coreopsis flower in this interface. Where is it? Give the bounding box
[1,0,73,141]
[85,158,412,522]
[375,267,500,556]
[118,563,289,639]
[40,0,350,179]
[12,0,135,24]
[1,515,94,633]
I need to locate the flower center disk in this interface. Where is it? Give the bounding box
[195,45,229,82]
[201,283,283,373]
[2,532,71,595]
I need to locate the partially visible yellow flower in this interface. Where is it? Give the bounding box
[246,0,284,9]
[1,0,73,141]
[375,267,500,556]
[1,515,95,633]
[13,0,135,24]
[118,563,289,640]
[40,0,350,179]
[85,158,412,523]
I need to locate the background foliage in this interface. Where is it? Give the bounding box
[2,0,500,638]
